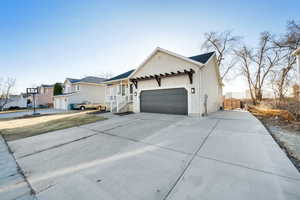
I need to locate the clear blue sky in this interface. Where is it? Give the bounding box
[1,0,299,93]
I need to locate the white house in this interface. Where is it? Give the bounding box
[105,47,223,116]
[53,76,106,110]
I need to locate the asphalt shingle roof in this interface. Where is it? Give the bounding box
[66,76,106,84]
[105,69,135,82]
[189,52,215,64]
[66,78,81,83]
[101,51,214,83]
[41,84,54,88]
[80,76,106,84]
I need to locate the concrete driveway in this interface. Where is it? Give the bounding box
[5,111,300,200]
[0,109,71,119]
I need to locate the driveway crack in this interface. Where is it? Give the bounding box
[161,119,220,200]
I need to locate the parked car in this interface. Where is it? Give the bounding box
[72,101,106,111]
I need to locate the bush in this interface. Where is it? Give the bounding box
[53,83,63,95]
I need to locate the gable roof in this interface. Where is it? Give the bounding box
[66,78,80,83]
[105,69,135,82]
[66,76,106,84]
[79,76,106,84]
[40,84,54,88]
[189,52,215,64]
[129,47,215,78]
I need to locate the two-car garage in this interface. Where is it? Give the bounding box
[129,47,222,116]
[140,88,188,115]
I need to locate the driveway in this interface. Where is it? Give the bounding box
[4,111,300,200]
[0,109,71,119]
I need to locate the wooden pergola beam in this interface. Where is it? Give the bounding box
[155,75,161,87]
[130,68,195,87]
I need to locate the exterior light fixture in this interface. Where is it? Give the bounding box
[191,88,195,94]
[134,92,137,96]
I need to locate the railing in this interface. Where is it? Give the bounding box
[108,94,132,113]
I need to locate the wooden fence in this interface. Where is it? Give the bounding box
[223,98,241,110]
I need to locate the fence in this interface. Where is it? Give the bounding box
[224,98,241,110]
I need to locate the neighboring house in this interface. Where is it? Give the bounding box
[104,69,135,113]
[53,76,106,110]
[105,47,223,116]
[27,84,54,108]
[1,94,28,109]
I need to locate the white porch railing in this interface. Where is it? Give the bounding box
[108,94,132,113]
[107,82,133,113]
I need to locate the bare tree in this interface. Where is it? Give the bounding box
[235,32,280,104]
[235,46,257,104]
[202,31,241,81]
[271,20,300,100]
[0,77,16,110]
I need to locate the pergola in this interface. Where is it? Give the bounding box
[129,68,195,89]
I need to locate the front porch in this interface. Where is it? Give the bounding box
[105,79,134,113]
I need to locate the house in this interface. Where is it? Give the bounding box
[53,76,106,110]
[28,84,54,108]
[1,94,28,109]
[104,69,135,113]
[105,47,223,116]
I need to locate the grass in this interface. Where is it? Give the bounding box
[0,111,106,141]
[0,108,52,114]
[0,109,28,114]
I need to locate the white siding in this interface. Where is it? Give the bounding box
[53,96,69,110]
[68,83,105,104]
[200,56,222,113]
[54,83,105,110]
[131,51,201,116]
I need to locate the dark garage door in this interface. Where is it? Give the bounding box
[140,88,188,115]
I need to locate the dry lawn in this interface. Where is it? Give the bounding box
[0,109,28,114]
[0,111,106,141]
[248,105,296,121]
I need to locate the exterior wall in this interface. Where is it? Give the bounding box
[36,87,54,106]
[53,96,69,110]
[131,51,201,116]
[64,81,75,93]
[68,83,105,104]
[200,56,222,114]
[54,83,105,110]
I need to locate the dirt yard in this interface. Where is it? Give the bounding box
[249,107,300,172]
[0,111,106,141]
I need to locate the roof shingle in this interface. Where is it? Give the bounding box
[66,76,106,84]
[189,52,215,64]
[105,69,135,82]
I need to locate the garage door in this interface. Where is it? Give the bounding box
[140,88,188,115]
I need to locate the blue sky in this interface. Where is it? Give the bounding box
[1,0,299,93]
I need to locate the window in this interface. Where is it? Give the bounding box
[118,85,121,95]
[130,84,133,94]
[122,85,125,96]
[76,85,80,91]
